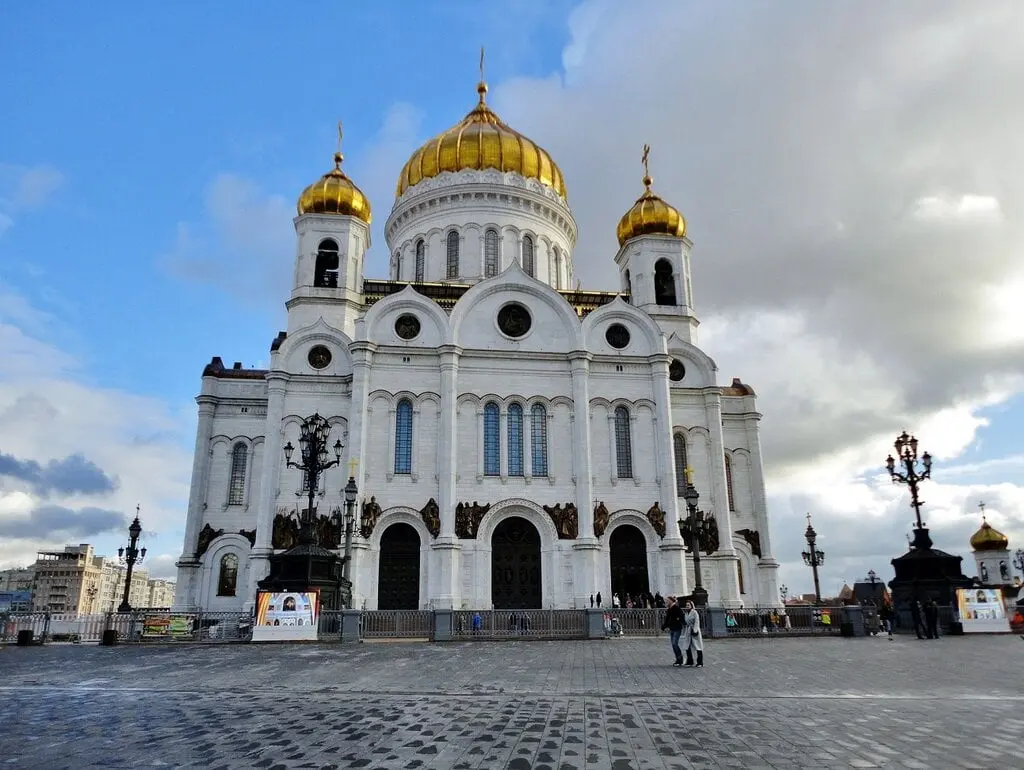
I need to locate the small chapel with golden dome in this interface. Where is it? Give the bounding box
[173,70,780,612]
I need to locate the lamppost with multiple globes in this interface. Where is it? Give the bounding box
[1013,549,1024,580]
[117,506,147,612]
[801,513,825,605]
[283,413,343,547]
[886,431,933,548]
[677,467,710,607]
[342,474,358,582]
[85,584,98,614]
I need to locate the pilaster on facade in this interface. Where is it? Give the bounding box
[437,345,462,537]
[702,390,741,605]
[568,351,595,538]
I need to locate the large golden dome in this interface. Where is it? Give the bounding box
[970,518,1009,552]
[395,81,567,199]
[297,151,371,223]
[616,172,686,247]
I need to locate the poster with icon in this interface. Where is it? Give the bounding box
[956,588,1010,633]
[252,590,320,641]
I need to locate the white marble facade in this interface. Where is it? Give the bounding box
[174,101,780,613]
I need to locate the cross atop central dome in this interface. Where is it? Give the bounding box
[394,76,567,200]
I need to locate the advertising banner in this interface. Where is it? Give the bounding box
[252,591,320,642]
[141,614,195,639]
[956,588,1010,633]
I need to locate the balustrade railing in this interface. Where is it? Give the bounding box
[452,609,587,639]
[361,610,433,640]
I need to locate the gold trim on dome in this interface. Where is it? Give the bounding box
[395,76,567,200]
[297,124,372,222]
[615,145,686,246]
[969,517,1009,552]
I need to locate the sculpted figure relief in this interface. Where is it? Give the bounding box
[543,502,579,539]
[646,502,667,539]
[238,528,256,547]
[735,528,762,558]
[421,498,441,539]
[361,496,382,539]
[455,501,490,539]
[593,502,610,538]
[195,523,225,558]
[315,512,342,550]
[272,509,300,550]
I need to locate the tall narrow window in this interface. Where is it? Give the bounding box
[415,240,425,282]
[446,231,459,279]
[394,399,413,474]
[554,248,563,289]
[522,235,535,277]
[484,229,499,277]
[614,406,633,479]
[314,238,339,288]
[483,401,500,475]
[725,453,735,511]
[655,258,678,305]
[228,443,247,505]
[508,403,524,476]
[625,269,632,301]
[531,403,548,476]
[673,433,688,497]
[737,559,745,595]
[217,553,238,596]
[392,251,400,280]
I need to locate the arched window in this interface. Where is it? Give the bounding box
[446,231,459,279]
[625,269,632,302]
[314,238,339,288]
[554,247,563,290]
[737,559,745,595]
[724,453,735,511]
[483,401,500,475]
[673,433,688,497]
[484,229,499,277]
[522,235,535,277]
[415,239,425,282]
[217,553,238,596]
[392,251,400,280]
[614,406,632,479]
[531,404,548,476]
[654,258,677,305]
[228,443,247,505]
[394,399,413,474]
[508,403,524,476]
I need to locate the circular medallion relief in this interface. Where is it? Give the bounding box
[605,323,631,350]
[394,313,421,340]
[307,345,332,369]
[497,302,532,338]
[669,359,686,381]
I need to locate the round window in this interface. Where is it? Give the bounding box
[497,303,532,338]
[669,359,686,381]
[394,313,421,340]
[605,323,630,350]
[307,345,332,369]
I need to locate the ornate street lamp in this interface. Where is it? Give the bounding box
[801,513,825,605]
[117,506,147,612]
[342,474,358,582]
[86,584,98,614]
[779,584,789,603]
[886,431,933,548]
[677,468,710,607]
[283,413,343,547]
[1013,549,1024,578]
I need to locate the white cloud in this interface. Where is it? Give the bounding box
[912,194,1003,223]
[0,164,65,237]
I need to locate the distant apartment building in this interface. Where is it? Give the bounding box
[147,579,176,609]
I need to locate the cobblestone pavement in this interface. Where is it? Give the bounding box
[1,635,1021,769]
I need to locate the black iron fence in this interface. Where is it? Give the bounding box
[452,609,587,639]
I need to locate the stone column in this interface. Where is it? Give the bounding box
[569,352,600,608]
[431,345,462,608]
[345,342,375,609]
[244,373,289,609]
[651,354,688,598]
[704,390,741,607]
[174,395,216,609]
[745,409,780,604]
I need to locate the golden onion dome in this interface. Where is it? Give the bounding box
[969,518,1009,552]
[616,170,686,247]
[395,81,567,199]
[297,151,372,223]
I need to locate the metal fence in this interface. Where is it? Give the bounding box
[361,610,434,640]
[0,611,252,645]
[724,606,845,636]
[601,608,667,636]
[452,609,587,639]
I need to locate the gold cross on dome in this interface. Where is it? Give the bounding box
[479,45,485,82]
[641,144,650,177]
[683,466,695,485]
[348,457,359,477]
[978,501,986,514]
[806,512,813,526]
[336,121,344,154]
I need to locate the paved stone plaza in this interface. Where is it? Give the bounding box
[1,635,1022,769]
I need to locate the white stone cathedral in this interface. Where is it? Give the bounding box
[174,76,780,612]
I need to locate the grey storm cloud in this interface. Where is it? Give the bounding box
[0,504,127,540]
[0,451,119,497]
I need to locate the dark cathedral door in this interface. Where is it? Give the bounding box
[378,523,420,610]
[491,517,542,609]
[610,525,650,600]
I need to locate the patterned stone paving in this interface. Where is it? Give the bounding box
[1,635,1021,769]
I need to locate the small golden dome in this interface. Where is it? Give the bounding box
[297,151,372,223]
[395,81,567,199]
[616,173,686,247]
[969,518,1009,552]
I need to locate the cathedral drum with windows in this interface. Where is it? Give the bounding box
[173,76,780,612]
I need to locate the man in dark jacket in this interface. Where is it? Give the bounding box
[924,599,940,639]
[661,595,685,666]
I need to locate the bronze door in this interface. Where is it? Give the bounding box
[378,523,420,610]
[610,525,650,601]
[491,516,542,609]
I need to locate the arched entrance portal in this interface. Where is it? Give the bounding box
[378,523,420,610]
[610,525,650,602]
[491,516,542,609]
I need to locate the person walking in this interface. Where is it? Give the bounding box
[682,600,704,667]
[910,599,928,639]
[924,598,940,639]
[661,595,685,666]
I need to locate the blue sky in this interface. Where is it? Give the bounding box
[2,2,1023,595]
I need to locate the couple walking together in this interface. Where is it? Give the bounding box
[662,595,703,667]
